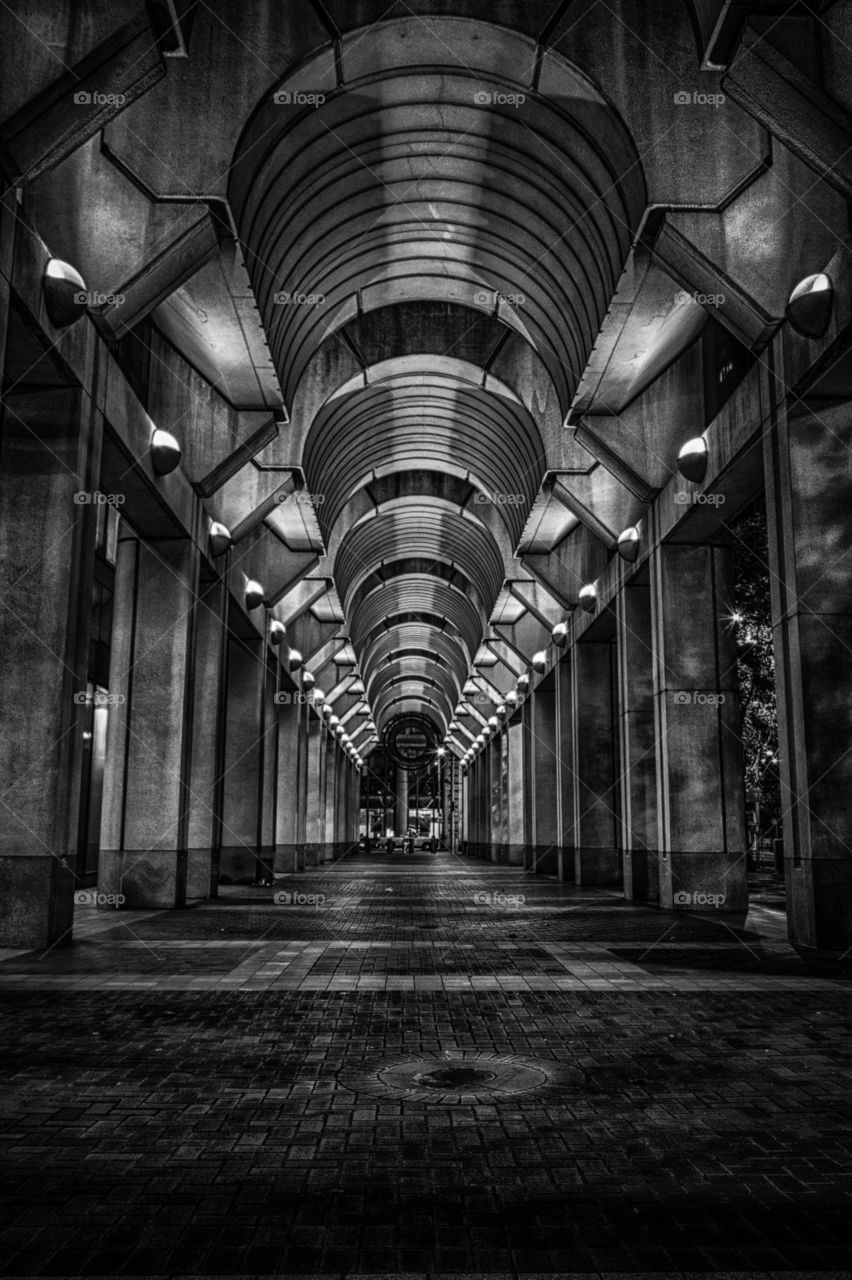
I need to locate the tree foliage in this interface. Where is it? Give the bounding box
[730,503,781,846]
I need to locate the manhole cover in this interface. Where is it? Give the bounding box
[414,1066,496,1088]
[345,1051,584,1103]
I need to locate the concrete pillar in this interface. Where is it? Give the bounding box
[555,658,576,882]
[530,681,559,874]
[185,579,227,899]
[294,695,308,869]
[274,684,300,874]
[572,641,622,885]
[489,734,505,862]
[394,766,409,834]
[304,713,324,865]
[323,742,337,861]
[651,542,747,911]
[218,633,265,884]
[100,533,199,907]
[617,581,660,901]
[474,751,484,856]
[0,387,98,946]
[765,402,852,953]
[258,652,277,883]
[506,716,526,866]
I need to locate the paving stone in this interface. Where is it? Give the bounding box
[1,852,851,1277]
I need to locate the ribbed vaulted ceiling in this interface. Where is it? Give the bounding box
[230,21,645,748]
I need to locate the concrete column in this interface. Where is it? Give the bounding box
[555,657,576,882]
[274,683,300,874]
[294,695,308,869]
[304,713,324,865]
[476,749,488,857]
[489,735,504,862]
[0,387,98,946]
[572,641,622,885]
[394,766,409,834]
[257,652,277,884]
[323,742,337,861]
[217,633,265,884]
[617,581,660,901]
[506,716,526,866]
[530,681,559,875]
[765,402,852,953]
[100,533,199,907]
[651,542,747,911]
[185,579,227,899]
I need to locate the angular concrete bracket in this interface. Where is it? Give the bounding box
[484,637,526,678]
[724,26,852,202]
[0,14,164,184]
[508,581,565,631]
[551,478,617,547]
[267,566,324,614]
[92,209,221,338]
[572,418,658,503]
[568,247,707,421]
[311,637,349,681]
[231,474,296,544]
[195,416,281,498]
[650,215,780,350]
[304,621,345,664]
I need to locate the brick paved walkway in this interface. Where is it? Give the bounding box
[2,849,852,1278]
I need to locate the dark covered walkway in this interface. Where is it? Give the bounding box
[2,850,851,1278]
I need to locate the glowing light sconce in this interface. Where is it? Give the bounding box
[328,714,340,729]
[313,690,325,707]
[496,702,507,719]
[552,621,569,648]
[437,746,446,757]
[518,672,530,689]
[532,650,547,675]
[487,715,499,731]
[245,579,265,610]
[617,526,640,563]
[151,428,182,477]
[209,522,232,558]
[786,272,834,338]
[287,648,303,673]
[505,690,519,708]
[578,583,597,614]
[302,670,316,691]
[269,620,286,646]
[677,436,708,484]
[321,703,332,718]
[42,258,87,328]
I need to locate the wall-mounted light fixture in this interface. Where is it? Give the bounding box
[245,579,265,610]
[578,583,597,614]
[151,428,182,477]
[532,651,547,674]
[786,272,834,338]
[42,258,87,328]
[617,526,640,562]
[302,670,316,690]
[209,522,232,558]
[269,620,286,646]
[551,621,569,648]
[287,648,303,673]
[677,437,708,484]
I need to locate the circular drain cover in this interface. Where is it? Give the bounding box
[347,1051,583,1103]
[414,1066,496,1088]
